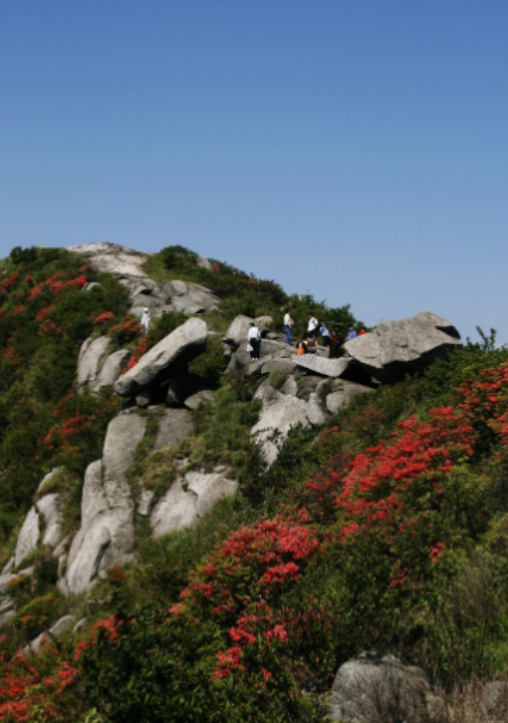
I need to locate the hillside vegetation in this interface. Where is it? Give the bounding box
[1,245,508,721]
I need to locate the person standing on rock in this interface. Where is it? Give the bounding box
[283,308,294,344]
[306,313,319,339]
[141,307,151,334]
[248,322,261,360]
[329,330,343,358]
[346,325,357,341]
[319,321,331,348]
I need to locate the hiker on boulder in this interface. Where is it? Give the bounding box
[283,308,294,344]
[141,307,151,334]
[319,321,331,348]
[329,330,343,358]
[247,322,261,360]
[306,313,319,339]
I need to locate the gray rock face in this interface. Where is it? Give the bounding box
[232,340,291,369]
[36,494,64,551]
[67,242,150,277]
[225,315,257,347]
[114,318,208,396]
[119,274,219,318]
[329,652,447,723]
[295,355,352,378]
[261,358,298,376]
[224,315,272,347]
[153,408,194,450]
[151,467,238,537]
[63,414,147,595]
[77,336,111,387]
[251,385,325,466]
[14,507,40,569]
[38,467,65,493]
[157,279,219,315]
[325,381,374,414]
[68,242,217,318]
[29,614,76,654]
[93,349,131,391]
[184,389,215,410]
[345,312,461,383]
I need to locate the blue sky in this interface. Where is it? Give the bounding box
[1,1,507,342]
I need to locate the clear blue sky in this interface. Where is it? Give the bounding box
[1,1,507,343]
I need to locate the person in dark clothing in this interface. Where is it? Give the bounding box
[329,330,343,358]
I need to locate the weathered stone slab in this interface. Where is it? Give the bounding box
[14,507,40,570]
[77,336,111,387]
[151,467,238,537]
[345,311,461,383]
[153,408,194,450]
[294,355,352,378]
[114,318,208,396]
[92,349,131,391]
[329,651,447,722]
[325,382,374,414]
[36,494,64,550]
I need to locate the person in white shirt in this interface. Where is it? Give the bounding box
[306,313,318,339]
[283,309,293,344]
[141,307,151,334]
[248,322,261,360]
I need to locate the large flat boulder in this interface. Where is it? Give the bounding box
[114,318,208,396]
[345,312,461,383]
[294,356,352,378]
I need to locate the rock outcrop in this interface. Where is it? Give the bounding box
[224,315,272,347]
[329,652,447,723]
[345,311,461,383]
[67,242,150,277]
[251,382,327,466]
[77,337,130,393]
[68,243,218,318]
[114,318,208,397]
[77,336,111,388]
[150,466,238,537]
[62,413,147,595]
[153,409,194,449]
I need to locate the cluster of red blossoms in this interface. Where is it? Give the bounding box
[171,513,322,679]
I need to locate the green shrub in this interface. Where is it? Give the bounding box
[12,592,64,641]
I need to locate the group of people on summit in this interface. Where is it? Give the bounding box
[247,310,365,361]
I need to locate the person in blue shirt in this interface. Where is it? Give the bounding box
[346,325,357,341]
[319,321,331,348]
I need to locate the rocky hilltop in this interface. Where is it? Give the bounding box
[0,241,504,722]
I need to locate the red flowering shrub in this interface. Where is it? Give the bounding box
[124,335,148,370]
[93,311,114,324]
[0,646,81,722]
[108,316,141,344]
[171,513,323,682]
